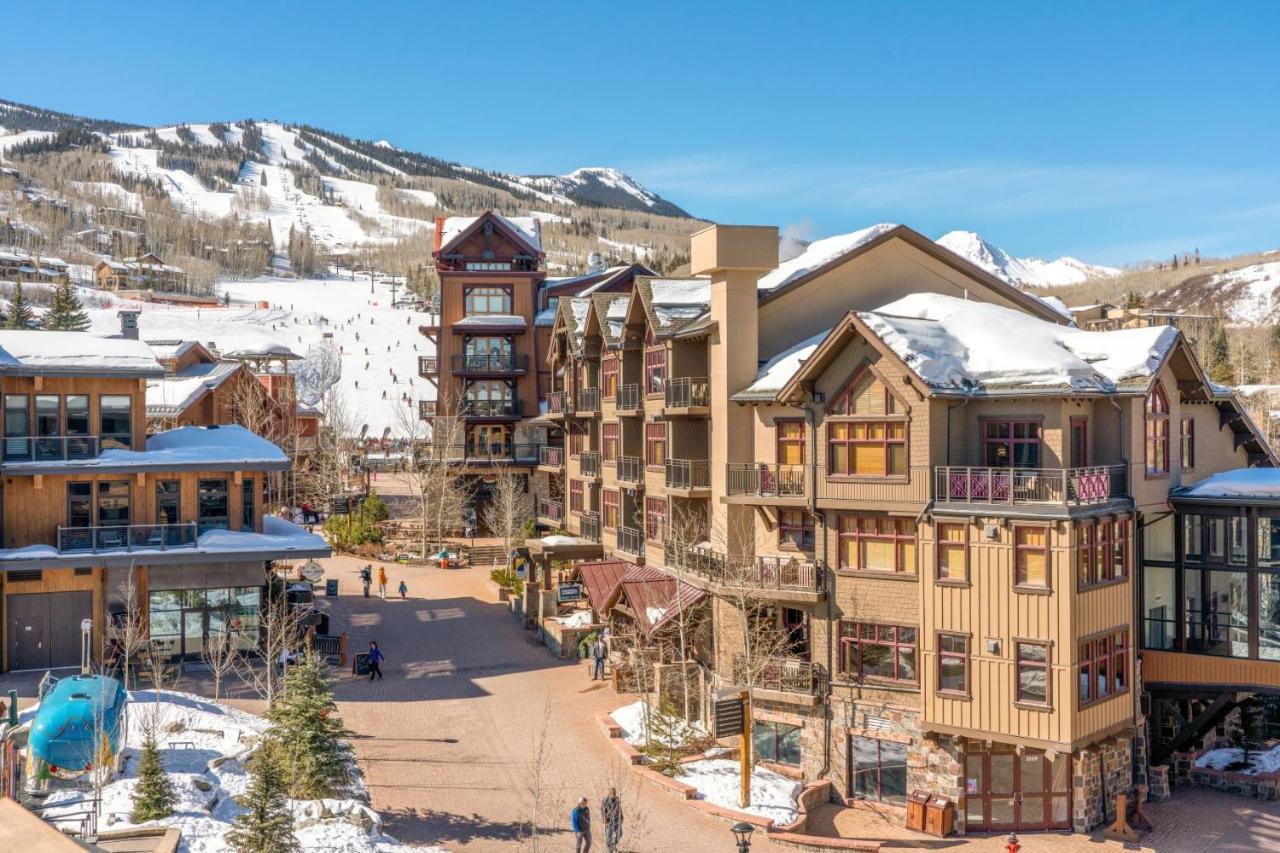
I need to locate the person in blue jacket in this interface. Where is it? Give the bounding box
[571,796,592,852]
[367,640,385,681]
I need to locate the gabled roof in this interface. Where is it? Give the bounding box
[0,330,163,377]
[591,293,632,349]
[574,559,630,613]
[146,360,243,417]
[618,565,705,636]
[634,276,712,338]
[435,211,543,255]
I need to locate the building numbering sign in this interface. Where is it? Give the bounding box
[714,694,745,739]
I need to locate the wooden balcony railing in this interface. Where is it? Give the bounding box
[726,463,806,498]
[732,654,824,695]
[666,459,711,491]
[935,464,1128,506]
[576,387,601,413]
[615,383,642,413]
[539,445,564,468]
[580,511,601,542]
[417,356,439,377]
[618,526,645,556]
[665,377,710,409]
[618,455,644,483]
[536,497,563,525]
[3,435,101,463]
[418,400,436,420]
[580,451,601,478]
[547,391,565,415]
[58,522,198,553]
[662,542,822,592]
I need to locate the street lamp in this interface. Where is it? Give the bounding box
[730,822,754,852]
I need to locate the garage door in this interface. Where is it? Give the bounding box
[6,591,92,671]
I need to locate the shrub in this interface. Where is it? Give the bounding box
[322,513,382,552]
[490,567,524,595]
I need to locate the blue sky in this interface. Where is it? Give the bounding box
[5,1,1277,264]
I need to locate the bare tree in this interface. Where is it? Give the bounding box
[235,577,306,704]
[110,564,148,691]
[482,463,532,559]
[200,629,239,702]
[394,388,472,559]
[301,387,359,513]
[523,694,563,852]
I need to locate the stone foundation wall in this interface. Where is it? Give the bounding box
[1072,738,1133,833]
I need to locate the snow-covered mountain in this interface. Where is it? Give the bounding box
[512,167,687,217]
[1158,259,1280,326]
[937,230,1121,288]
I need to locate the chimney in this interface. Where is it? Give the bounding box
[586,251,605,275]
[117,308,141,340]
[690,224,777,557]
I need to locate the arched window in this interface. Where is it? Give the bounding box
[1145,380,1170,474]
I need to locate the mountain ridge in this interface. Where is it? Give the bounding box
[936,229,1121,288]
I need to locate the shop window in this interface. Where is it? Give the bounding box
[850,737,907,806]
[838,515,916,573]
[839,622,917,684]
[754,721,802,768]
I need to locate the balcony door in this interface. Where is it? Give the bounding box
[1070,417,1089,468]
[464,336,513,370]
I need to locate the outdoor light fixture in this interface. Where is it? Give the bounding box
[731,822,754,851]
[80,618,93,674]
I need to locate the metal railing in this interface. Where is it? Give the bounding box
[726,462,807,498]
[576,387,601,413]
[414,442,543,463]
[539,445,564,468]
[419,400,437,419]
[451,353,528,373]
[537,497,563,524]
[732,654,823,695]
[618,526,645,556]
[2,434,101,462]
[615,383,642,412]
[581,511,601,542]
[461,399,521,418]
[57,522,198,552]
[618,455,644,483]
[663,542,823,592]
[418,356,439,376]
[934,464,1128,506]
[666,458,711,490]
[547,391,565,414]
[580,450,601,478]
[665,377,710,409]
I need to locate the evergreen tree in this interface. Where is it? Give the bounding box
[43,279,90,331]
[1123,290,1145,310]
[265,653,353,798]
[131,732,176,823]
[5,281,35,329]
[227,743,299,853]
[1207,325,1235,385]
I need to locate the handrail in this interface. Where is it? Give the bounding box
[615,383,642,412]
[618,526,645,556]
[451,353,529,372]
[579,450,601,477]
[547,391,565,414]
[666,458,711,490]
[461,399,521,418]
[580,511,602,542]
[618,455,644,483]
[537,497,564,523]
[934,464,1128,506]
[731,653,823,695]
[666,377,710,409]
[539,445,564,468]
[662,541,822,591]
[57,522,199,553]
[576,387,601,412]
[726,462,806,497]
[417,355,439,376]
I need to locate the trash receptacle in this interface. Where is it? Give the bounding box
[906,790,929,832]
[924,794,954,837]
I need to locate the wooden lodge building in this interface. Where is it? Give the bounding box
[94,252,188,293]
[536,221,1280,835]
[0,325,328,673]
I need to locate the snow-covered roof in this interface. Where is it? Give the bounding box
[757,223,898,292]
[1175,469,1280,501]
[220,341,302,360]
[439,214,542,253]
[534,306,558,327]
[453,314,527,329]
[146,361,241,416]
[737,328,831,400]
[636,277,712,336]
[0,330,163,376]
[1,424,289,475]
[146,339,203,361]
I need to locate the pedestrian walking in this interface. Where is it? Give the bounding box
[591,634,608,681]
[602,787,623,853]
[571,797,592,852]
[377,565,388,598]
[398,579,408,599]
[367,641,384,680]
[360,564,372,598]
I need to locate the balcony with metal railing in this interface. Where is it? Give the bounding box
[417,356,439,377]
[580,450,601,478]
[725,463,807,502]
[576,387,601,415]
[617,455,644,484]
[451,353,529,374]
[57,522,198,553]
[547,391,566,418]
[536,497,563,526]
[539,445,565,470]
[2,435,101,464]
[618,526,645,557]
[662,541,823,597]
[666,459,711,494]
[414,442,543,464]
[615,383,642,414]
[580,511,602,543]
[461,399,521,418]
[732,654,824,698]
[665,377,710,412]
[934,464,1129,508]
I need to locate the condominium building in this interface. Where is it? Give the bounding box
[541,222,1278,835]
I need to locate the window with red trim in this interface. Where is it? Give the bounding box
[776,420,805,465]
[601,357,619,398]
[1015,642,1051,705]
[569,424,584,455]
[645,422,666,468]
[837,515,916,573]
[938,633,969,693]
[602,490,619,529]
[1145,381,1170,474]
[569,480,584,514]
[1077,518,1129,588]
[1180,416,1195,470]
[644,348,666,395]
[1015,526,1049,588]
[1079,629,1128,706]
[602,423,619,462]
[778,508,814,550]
[983,419,1041,467]
[838,622,917,684]
[644,497,666,542]
[936,523,967,581]
[825,368,907,477]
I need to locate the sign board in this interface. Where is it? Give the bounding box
[352,653,371,677]
[713,694,746,739]
[557,582,583,603]
[300,560,324,583]
[324,578,339,597]
[330,497,352,515]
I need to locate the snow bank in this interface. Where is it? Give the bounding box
[610,700,706,748]
[677,759,802,824]
[1195,745,1280,775]
[553,610,593,629]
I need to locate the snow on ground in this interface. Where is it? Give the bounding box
[29,690,433,852]
[1195,745,1280,775]
[676,759,802,824]
[1215,261,1280,325]
[85,272,435,436]
[598,236,652,259]
[71,180,144,212]
[0,129,55,156]
[610,700,707,748]
[553,610,594,628]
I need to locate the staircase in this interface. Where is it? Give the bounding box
[1150,690,1253,765]
[467,544,508,567]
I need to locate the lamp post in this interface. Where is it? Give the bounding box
[80,618,93,674]
[730,822,754,852]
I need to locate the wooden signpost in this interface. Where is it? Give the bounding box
[714,690,752,808]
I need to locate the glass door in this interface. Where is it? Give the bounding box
[964,746,1071,832]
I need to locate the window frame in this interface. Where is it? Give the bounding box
[1014,525,1051,590]
[849,736,908,806]
[463,284,512,316]
[644,497,666,542]
[99,394,133,450]
[1014,640,1052,708]
[644,347,666,396]
[937,632,970,697]
[981,417,1043,469]
[776,419,806,466]
[568,480,584,515]
[1145,380,1171,475]
[601,422,619,463]
[601,356,619,398]
[838,621,919,686]
[241,477,256,531]
[602,489,619,530]
[1079,628,1129,708]
[826,420,907,478]
[197,478,229,533]
[936,522,969,583]
[644,422,666,469]
[1180,415,1195,470]
[754,720,802,768]
[837,514,917,574]
[778,508,815,551]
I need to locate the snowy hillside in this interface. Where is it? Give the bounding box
[937,230,1121,287]
[1156,259,1280,326]
[512,167,688,217]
